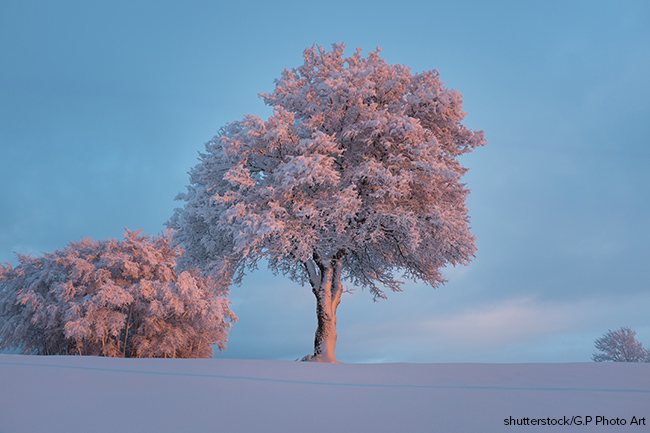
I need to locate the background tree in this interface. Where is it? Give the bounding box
[168,43,486,362]
[0,229,236,358]
[592,327,650,362]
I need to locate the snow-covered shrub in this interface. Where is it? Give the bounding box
[0,229,236,357]
[592,327,650,362]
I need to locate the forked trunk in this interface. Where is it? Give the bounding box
[303,255,343,362]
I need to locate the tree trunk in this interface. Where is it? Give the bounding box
[303,255,343,362]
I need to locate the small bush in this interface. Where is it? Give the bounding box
[592,327,650,363]
[0,229,236,358]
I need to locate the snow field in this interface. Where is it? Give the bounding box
[0,354,648,433]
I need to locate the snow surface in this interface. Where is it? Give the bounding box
[0,354,648,432]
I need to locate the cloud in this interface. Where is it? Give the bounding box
[335,291,650,363]
[417,297,576,347]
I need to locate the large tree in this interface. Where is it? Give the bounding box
[168,44,486,362]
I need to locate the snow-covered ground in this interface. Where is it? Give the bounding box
[0,354,648,433]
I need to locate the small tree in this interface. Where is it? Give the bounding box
[592,327,650,362]
[0,229,236,357]
[168,44,485,362]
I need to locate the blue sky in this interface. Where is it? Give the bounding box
[1,0,648,363]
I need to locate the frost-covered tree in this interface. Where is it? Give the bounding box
[168,44,486,362]
[0,229,236,357]
[592,327,650,363]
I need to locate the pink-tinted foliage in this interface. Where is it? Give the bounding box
[0,229,236,358]
[168,44,485,360]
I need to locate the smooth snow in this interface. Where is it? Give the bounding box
[0,354,648,432]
